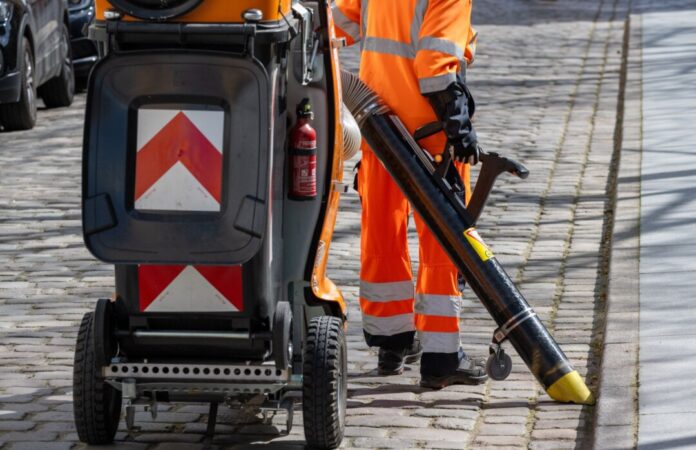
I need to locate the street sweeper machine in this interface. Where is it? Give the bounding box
[73,0,594,448]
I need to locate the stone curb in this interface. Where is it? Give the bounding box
[592,9,642,450]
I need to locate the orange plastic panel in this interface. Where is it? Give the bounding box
[310,1,347,316]
[96,0,292,23]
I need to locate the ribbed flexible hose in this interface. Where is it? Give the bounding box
[340,70,389,127]
[341,104,361,160]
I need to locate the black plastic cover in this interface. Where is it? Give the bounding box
[83,52,270,264]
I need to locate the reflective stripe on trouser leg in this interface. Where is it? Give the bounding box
[359,147,415,347]
[360,280,415,338]
[413,206,463,354]
[415,293,461,353]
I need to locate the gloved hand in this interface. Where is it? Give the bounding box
[425,78,480,165]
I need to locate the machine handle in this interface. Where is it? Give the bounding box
[412,122,530,224]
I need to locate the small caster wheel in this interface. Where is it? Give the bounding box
[486,349,512,381]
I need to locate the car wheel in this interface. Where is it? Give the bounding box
[38,24,75,108]
[0,37,37,131]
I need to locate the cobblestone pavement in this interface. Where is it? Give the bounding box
[0,1,630,448]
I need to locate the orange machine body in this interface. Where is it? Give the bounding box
[95,0,292,23]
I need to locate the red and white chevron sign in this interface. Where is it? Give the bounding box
[135,108,224,212]
[139,265,244,313]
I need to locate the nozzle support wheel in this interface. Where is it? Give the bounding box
[486,347,513,381]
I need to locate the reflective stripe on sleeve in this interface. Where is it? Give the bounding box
[418,330,460,353]
[417,36,465,59]
[363,37,416,59]
[360,279,414,302]
[415,313,460,333]
[360,298,414,317]
[332,4,361,42]
[363,313,415,336]
[414,293,461,317]
[410,0,430,47]
[360,0,369,47]
[418,72,458,94]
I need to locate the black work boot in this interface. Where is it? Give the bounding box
[420,350,488,389]
[378,337,422,375]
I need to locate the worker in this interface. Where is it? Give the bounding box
[332,0,488,388]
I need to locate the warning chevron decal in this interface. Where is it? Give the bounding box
[139,265,243,313]
[135,108,224,212]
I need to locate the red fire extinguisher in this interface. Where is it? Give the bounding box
[290,98,317,200]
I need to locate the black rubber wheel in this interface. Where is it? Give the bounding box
[93,299,118,368]
[73,312,122,444]
[486,350,513,381]
[0,37,37,131]
[38,25,74,108]
[273,301,292,370]
[303,316,347,449]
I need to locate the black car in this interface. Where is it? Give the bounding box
[0,0,75,131]
[67,0,96,86]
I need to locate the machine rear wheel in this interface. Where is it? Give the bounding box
[302,316,346,449]
[73,312,122,444]
[273,301,292,370]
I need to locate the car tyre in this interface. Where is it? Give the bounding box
[39,24,75,108]
[0,37,37,131]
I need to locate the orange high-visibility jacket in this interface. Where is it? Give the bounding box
[333,0,477,154]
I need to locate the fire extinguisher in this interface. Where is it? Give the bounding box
[289,98,317,200]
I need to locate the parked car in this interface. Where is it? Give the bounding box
[68,0,97,88]
[0,0,74,131]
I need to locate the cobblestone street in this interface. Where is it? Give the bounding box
[0,1,631,448]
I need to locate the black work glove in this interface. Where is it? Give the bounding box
[425,79,480,165]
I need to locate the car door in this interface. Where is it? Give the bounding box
[28,0,63,85]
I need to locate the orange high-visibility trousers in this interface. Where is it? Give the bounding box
[333,0,477,357]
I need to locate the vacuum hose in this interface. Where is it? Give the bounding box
[340,70,594,405]
[341,103,362,160]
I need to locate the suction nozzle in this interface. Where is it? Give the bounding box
[546,371,595,405]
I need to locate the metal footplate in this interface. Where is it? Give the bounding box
[104,362,291,399]
[104,362,288,382]
[487,307,537,381]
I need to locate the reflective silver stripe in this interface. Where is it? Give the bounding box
[418,331,460,353]
[417,36,465,59]
[410,0,429,47]
[418,73,457,94]
[363,37,416,58]
[414,293,461,317]
[363,314,415,336]
[360,279,414,302]
[469,31,479,46]
[332,4,361,42]
[459,63,467,83]
[360,0,369,48]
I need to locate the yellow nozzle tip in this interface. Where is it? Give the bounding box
[546,371,595,405]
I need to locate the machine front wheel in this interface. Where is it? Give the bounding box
[302,315,347,449]
[73,311,122,444]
